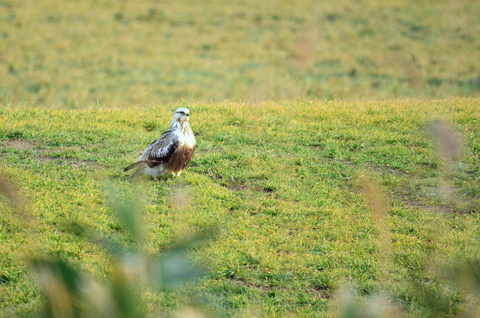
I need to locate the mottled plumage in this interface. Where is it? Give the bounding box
[123,107,196,177]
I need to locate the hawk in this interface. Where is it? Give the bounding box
[123,107,196,177]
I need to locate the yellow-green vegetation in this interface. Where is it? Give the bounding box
[1,0,479,107]
[1,99,479,317]
[1,0,480,316]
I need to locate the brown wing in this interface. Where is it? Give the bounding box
[142,131,179,168]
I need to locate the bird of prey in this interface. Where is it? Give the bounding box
[123,107,196,178]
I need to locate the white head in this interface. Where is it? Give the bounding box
[172,107,191,123]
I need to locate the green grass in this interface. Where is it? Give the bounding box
[1,0,479,107]
[2,1,479,315]
[1,99,479,317]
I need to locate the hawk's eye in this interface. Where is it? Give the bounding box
[178,111,185,115]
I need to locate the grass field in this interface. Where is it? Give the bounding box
[1,99,479,317]
[1,0,480,107]
[1,0,480,316]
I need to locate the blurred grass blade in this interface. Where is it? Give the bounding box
[334,285,360,318]
[105,184,144,244]
[31,259,82,318]
[148,249,203,291]
[82,279,121,318]
[111,269,144,318]
[454,258,480,294]
[93,233,133,260]
[427,119,463,163]
[146,230,215,291]
[358,174,392,282]
[0,171,27,217]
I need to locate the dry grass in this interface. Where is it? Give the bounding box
[1,0,479,107]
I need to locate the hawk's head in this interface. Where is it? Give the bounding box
[173,107,190,122]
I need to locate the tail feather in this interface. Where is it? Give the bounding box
[123,161,144,172]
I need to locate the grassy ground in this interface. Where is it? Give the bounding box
[1,0,479,107]
[1,99,479,317]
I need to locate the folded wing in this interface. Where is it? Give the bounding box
[142,131,179,168]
